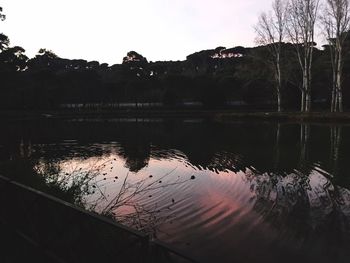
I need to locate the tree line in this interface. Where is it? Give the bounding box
[255,0,350,112]
[1,2,350,111]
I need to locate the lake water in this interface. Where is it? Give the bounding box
[0,118,349,263]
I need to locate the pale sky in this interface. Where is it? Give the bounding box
[1,0,273,64]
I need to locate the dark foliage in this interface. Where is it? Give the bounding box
[0,27,350,110]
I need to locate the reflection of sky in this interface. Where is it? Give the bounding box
[2,0,273,63]
[3,119,350,262]
[42,151,350,218]
[34,148,350,263]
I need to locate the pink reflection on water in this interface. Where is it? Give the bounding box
[191,170,256,228]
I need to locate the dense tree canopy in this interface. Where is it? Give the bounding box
[1,1,350,111]
[0,7,5,21]
[0,35,347,111]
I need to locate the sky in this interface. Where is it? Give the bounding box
[1,0,274,64]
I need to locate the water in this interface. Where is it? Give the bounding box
[0,118,349,263]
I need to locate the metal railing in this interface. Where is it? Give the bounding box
[0,175,198,263]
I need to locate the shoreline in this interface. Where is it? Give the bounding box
[1,109,350,122]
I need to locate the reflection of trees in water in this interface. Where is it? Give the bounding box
[3,122,349,181]
[273,123,281,170]
[2,121,350,257]
[299,123,310,170]
[2,121,350,180]
[119,141,150,172]
[203,151,248,173]
[330,125,342,176]
[3,122,350,179]
[124,157,149,173]
[246,122,349,235]
[246,169,350,242]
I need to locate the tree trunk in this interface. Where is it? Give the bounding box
[276,54,282,112]
[305,90,311,112]
[277,89,282,112]
[338,90,343,112]
[331,82,336,112]
[301,89,305,112]
[307,42,313,113]
[337,47,343,112]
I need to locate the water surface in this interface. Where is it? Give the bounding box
[0,118,349,263]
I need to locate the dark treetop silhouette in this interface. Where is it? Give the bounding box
[1,2,350,112]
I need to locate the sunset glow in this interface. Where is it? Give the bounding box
[1,0,273,63]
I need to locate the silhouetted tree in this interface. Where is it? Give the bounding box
[0,4,348,112]
[0,6,5,21]
[321,0,350,112]
[0,46,28,72]
[234,47,276,107]
[0,7,8,52]
[255,0,288,112]
[287,0,320,112]
[0,33,9,51]
[122,51,148,64]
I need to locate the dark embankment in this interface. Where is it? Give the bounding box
[2,109,350,123]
